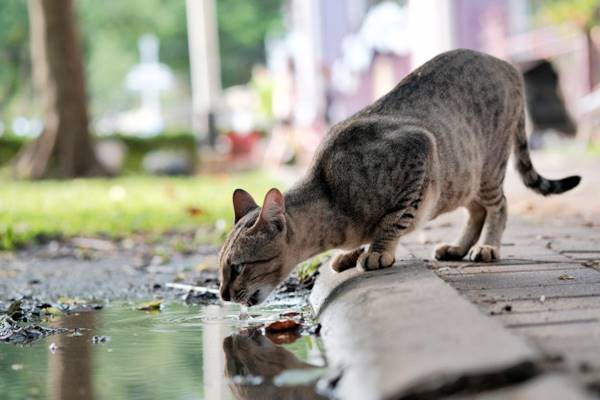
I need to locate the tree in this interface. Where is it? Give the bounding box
[216,0,284,87]
[538,0,600,90]
[0,1,30,115]
[14,0,107,179]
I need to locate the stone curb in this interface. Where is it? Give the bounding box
[309,246,580,400]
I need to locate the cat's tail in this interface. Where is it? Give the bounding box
[513,115,581,196]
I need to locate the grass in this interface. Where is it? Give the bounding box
[0,171,281,249]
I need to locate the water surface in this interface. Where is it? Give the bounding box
[0,301,327,400]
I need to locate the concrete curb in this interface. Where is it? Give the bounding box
[461,374,596,400]
[310,246,550,400]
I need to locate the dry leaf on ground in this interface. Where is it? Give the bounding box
[558,273,576,281]
[265,319,300,333]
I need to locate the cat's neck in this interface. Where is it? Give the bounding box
[283,179,349,264]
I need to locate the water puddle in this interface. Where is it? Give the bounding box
[0,301,328,399]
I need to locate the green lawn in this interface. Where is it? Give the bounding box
[0,172,281,249]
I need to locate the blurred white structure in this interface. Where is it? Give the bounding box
[408,0,454,68]
[186,0,222,145]
[95,34,174,136]
[124,34,174,136]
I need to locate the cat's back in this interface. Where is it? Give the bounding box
[363,49,523,119]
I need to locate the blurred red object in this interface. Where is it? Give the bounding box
[226,131,262,156]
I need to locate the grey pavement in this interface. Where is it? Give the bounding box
[401,214,600,394]
[310,152,600,399]
[311,246,554,400]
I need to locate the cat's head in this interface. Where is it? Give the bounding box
[218,188,292,306]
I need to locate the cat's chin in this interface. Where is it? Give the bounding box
[246,286,275,307]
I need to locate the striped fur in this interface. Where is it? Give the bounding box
[514,115,581,195]
[219,49,581,305]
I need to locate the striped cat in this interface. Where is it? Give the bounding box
[219,49,580,306]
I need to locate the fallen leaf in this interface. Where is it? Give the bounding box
[558,273,576,281]
[266,331,301,345]
[137,300,162,311]
[186,207,203,217]
[265,319,300,333]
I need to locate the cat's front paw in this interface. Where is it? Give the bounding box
[331,248,364,273]
[358,251,395,271]
[434,243,467,261]
[467,245,500,262]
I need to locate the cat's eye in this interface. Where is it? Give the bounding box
[231,263,244,276]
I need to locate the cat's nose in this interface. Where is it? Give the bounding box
[220,283,231,301]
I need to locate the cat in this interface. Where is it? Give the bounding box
[219,49,581,306]
[223,332,326,400]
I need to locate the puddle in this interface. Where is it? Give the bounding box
[0,301,328,399]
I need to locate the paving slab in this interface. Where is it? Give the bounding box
[454,375,595,400]
[310,247,540,400]
[494,308,600,326]
[488,295,600,312]
[462,284,600,303]
[437,262,582,276]
[445,268,600,291]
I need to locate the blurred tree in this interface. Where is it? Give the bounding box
[216,0,284,88]
[77,0,189,119]
[0,1,283,133]
[538,0,600,89]
[15,0,107,179]
[0,1,30,115]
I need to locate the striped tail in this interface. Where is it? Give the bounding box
[513,115,581,196]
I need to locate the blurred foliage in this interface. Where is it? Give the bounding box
[0,172,280,250]
[77,0,190,119]
[0,133,196,173]
[216,0,284,88]
[0,0,283,127]
[0,1,32,120]
[536,0,600,30]
[297,252,332,283]
[105,133,197,173]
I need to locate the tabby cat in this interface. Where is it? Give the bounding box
[219,49,580,306]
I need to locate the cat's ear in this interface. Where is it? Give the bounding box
[257,188,285,230]
[233,189,258,223]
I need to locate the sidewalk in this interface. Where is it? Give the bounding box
[403,215,600,394]
[310,151,600,399]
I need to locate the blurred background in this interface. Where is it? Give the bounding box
[1,0,599,248]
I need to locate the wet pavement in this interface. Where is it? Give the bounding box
[0,301,327,400]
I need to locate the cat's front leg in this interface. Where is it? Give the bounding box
[331,247,364,272]
[358,210,416,271]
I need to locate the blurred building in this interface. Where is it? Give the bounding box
[270,0,589,130]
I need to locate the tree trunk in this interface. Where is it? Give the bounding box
[585,28,600,91]
[15,0,107,179]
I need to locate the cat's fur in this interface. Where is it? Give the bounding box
[223,332,324,399]
[219,49,580,306]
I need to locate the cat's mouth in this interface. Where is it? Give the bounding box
[246,290,261,307]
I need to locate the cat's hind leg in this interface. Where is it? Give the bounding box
[468,192,507,262]
[434,201,486,260]
[331,247,364,272]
